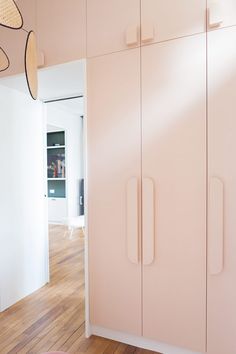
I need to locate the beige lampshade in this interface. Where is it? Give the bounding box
[25,31,38,100]
[0,47,9,72]
[0,0,23,29]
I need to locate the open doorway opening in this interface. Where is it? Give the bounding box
[45,96,85,287]
[39,60,88,347]
[46,98,84,227]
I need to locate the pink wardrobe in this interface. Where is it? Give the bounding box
[87,1,236,354]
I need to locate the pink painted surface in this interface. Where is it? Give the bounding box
[17,0,36,31]
[208,0,236,30]
[0,0,37,77]
[142,178,155,266]
[126,177,139,264]
[207,26,236,354]
[208,177,224,275]
[87,0,140,58]
[87,48,142,335]
[37,0,86,67]
[141,0,206,45]
[141,34,206,352]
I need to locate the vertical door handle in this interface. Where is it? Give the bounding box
[125,25,139,46]
[143,178,155,265]
[208,2,223,28]
[141,23,155,43]
[209,177,224,275]
[126,177,139,264]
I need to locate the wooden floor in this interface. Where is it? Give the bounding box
[0,225,159,354]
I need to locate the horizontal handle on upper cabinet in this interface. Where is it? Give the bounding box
[141,23,155,43]
[208,2,223,28]
[208,177,224,275]
[125,25,139,46]
[126,177,139,264]
[142,177,155,266]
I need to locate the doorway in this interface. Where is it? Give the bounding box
[45,98,84,227]
[45,96,85,287]
[0,58,91,351]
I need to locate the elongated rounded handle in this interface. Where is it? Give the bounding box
[209,177,224,275]
[126,177,139,264]
[142,177,155,265]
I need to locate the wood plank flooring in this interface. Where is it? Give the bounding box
[0,225,159,354]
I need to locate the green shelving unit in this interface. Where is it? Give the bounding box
[47,131,66,199]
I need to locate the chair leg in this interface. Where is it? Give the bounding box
[69,227,74,239]
[81,226,85,237]
[63,226,69,238]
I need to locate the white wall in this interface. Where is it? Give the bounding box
[0,85,48,311]
[47,102,83,218]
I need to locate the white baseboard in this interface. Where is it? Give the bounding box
[90,325,205,354]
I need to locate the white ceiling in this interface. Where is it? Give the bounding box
[0,59,85,102]
[47,97,84,116]
[55,98,84,116]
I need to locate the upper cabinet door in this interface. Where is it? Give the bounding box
[142,34,206,352]
[207,26,236,354]
[208,0,236,30]
[87,0,140,58]
[37,0,86,67]
[141,0,206,45]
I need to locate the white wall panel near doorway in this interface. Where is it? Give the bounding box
[0,84,48,311]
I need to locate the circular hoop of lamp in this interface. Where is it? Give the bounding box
[0,0,23,29]
[25,30,38,100]
[0,47,10,71]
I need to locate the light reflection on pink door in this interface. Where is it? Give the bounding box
[141,0,206,45]
[142,34,206,352]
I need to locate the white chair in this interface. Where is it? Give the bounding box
[63,215,85,239]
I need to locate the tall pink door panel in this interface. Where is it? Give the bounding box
[208,0,236,30]
[142,34,206,352]
[87,0,140,58]
[141,0,206,46]
[207,26,236,354]
[87,48,142,335]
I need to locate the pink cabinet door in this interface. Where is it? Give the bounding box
[141,0,206,45]
[208,0,236,30]
[87,48,142,335]
[87,0,140,58]
[142,34,206,352]
[37,0,86,66]
[207,26,236,354]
